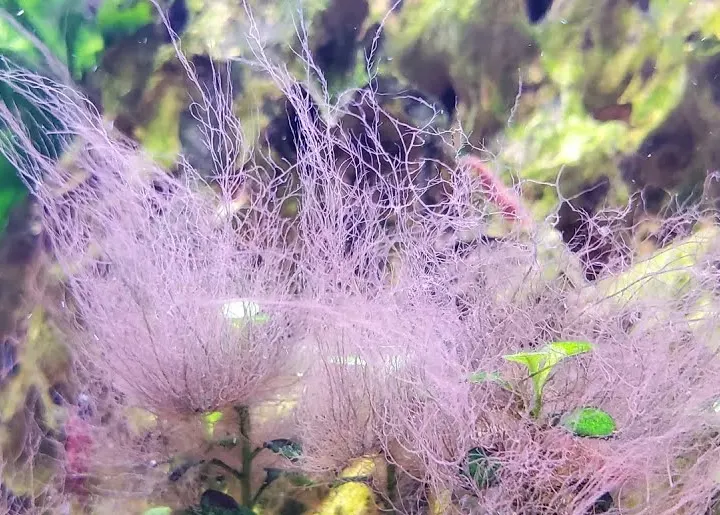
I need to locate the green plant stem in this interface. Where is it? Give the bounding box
[250,446,264,461]
[236,405,253,507]
[531,390,543,419]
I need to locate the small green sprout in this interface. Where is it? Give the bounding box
[503,341,594,418]
[203,411,224,438]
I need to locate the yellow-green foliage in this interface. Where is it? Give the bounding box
[374,0,718,219]
[493,0,719,218]
[133,78,186,168]
[0,308,69,427]
[0,308,71,495]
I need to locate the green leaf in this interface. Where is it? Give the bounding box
[539,341,593,383]
[545,341,594,357]
[263,438,302,462]
[561,407,617,438]
[504,341,593,397]
[503,351,546,376]
[459,447,500,489]
[504,341,593,417]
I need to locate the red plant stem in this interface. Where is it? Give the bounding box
[63,408,93,496]
[458,154,531,228]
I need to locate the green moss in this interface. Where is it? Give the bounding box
[561,407,616,438]
[134,83,185,168]
[493,0,719,218]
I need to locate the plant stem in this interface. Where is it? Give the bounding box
[207,458,245,483]
[251,480,272,506]
[236,405,253,507]
[531,390,542,419]
[250,446,264,461]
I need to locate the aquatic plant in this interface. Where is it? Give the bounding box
[0,2,718,514]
